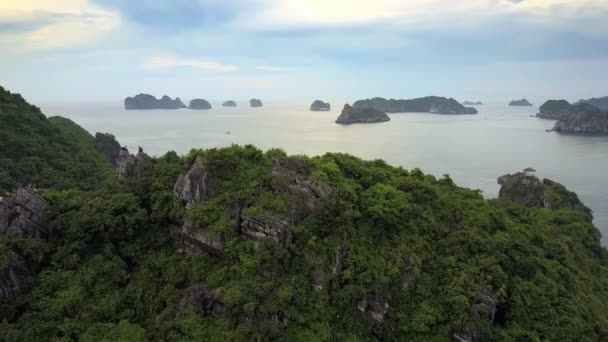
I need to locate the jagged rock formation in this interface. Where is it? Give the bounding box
[124,94,186,110]
[116,147,152,182]
[358,295,390,323]
[94,132,121,168]
[576,96,608,111]
[497,169,592,215]
[335,104,390,124]
[222,100,237,107]
[172,156,333,258]
[353,96,477,114]
[553,110,608,135]
[189,99,212,110]
[509,99,532,106]
[0,189,48,299]
[462,101,483,105]
[310,100,331,111]
[250,99,263,107]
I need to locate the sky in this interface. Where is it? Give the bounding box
[1,0,608,104]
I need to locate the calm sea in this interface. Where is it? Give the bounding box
[41,101,608,244]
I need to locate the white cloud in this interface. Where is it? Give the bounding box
[144,55,238,73]
[0,0,121,51]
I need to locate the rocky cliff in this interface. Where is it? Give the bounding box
[497,169,592,215]
[124,94,186,110]
[353,96,477,114]
[509,99,532,106]
[116,147,152,182]
[250,99,263,107]
[335,104,390,124]
[94,132,122,168]
[189,99,212,110]
[310,100,331,111]
[0,189,48,299]
[553,111,608,135]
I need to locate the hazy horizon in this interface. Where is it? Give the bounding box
[2,0,608,104]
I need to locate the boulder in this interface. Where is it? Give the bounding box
[222,100,237,107]
[250,99,263,107]
[94,132,121,168]
[189,99,212,110]
[335,104,390,124]
[116,147,152,182]
[124,93,186,110]
[509,99,532,106]
[353,96,477,114]
[310,100,331,111]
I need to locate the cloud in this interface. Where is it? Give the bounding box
[0,0,120,50]
[144,55,238,73]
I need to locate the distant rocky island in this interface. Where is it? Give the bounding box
[310,100,330,111]
[189,99,212,110]
[352,96,477,115]
[576,96,608,111]
[222,100,237,107]
[509,99,532,106]
[538,99,608,135]
[462,101,483,105]
[124,94,186,110]
[335,104,390,124]
[250,99,263,107]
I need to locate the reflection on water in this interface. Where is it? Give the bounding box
[42,101,608,244]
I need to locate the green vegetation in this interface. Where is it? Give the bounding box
[1,87,608,341]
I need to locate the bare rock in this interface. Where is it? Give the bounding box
[173,155,219,208]
[171,223,226,259]
[116,147,152,182]
[0,188,48,239]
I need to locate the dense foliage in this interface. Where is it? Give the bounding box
[2,88,608,341]
[0,86,111,194]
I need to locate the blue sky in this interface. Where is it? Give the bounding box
[1,0,607,104]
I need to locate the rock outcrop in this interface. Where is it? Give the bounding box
[124,94,186,110]
[497,169,592,215]
[173,156,219,208]
[222,100,237,107]
[353,96,477,114]
[576,96,608,111]
[116,147,152,182]
[537,99,572,119]
[452,288,498,342]
[509,99,532,106]
[552,109,608,135]
[250,99,263,107]
[310,100,331,111]
[189,99,212,110]
[94,132,121,168]
[335,104,390,124]
[172,156,333,258]
[0,189,48,299]
[357,295,390,323]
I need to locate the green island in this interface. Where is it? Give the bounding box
[2,85,608,341]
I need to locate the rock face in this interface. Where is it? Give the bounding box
[94,132,121,168]
[250,99,263,107]
[452,288,498,342]
[353,96,477,114]
[497,169,592,215]
[124,94,186,110]
[173,156,219,209]
[577,96,608,111]
[552,107,608,135]
[462,101,483,105]
[172,156,333,258]
[335,104,390,124]
[310,100,331,111]
[509,99,532,106]
[222,100,237,107]
[189,99,212,110]
[116,147,152,182]
[537,99,572,119]
[0,189,48,299]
